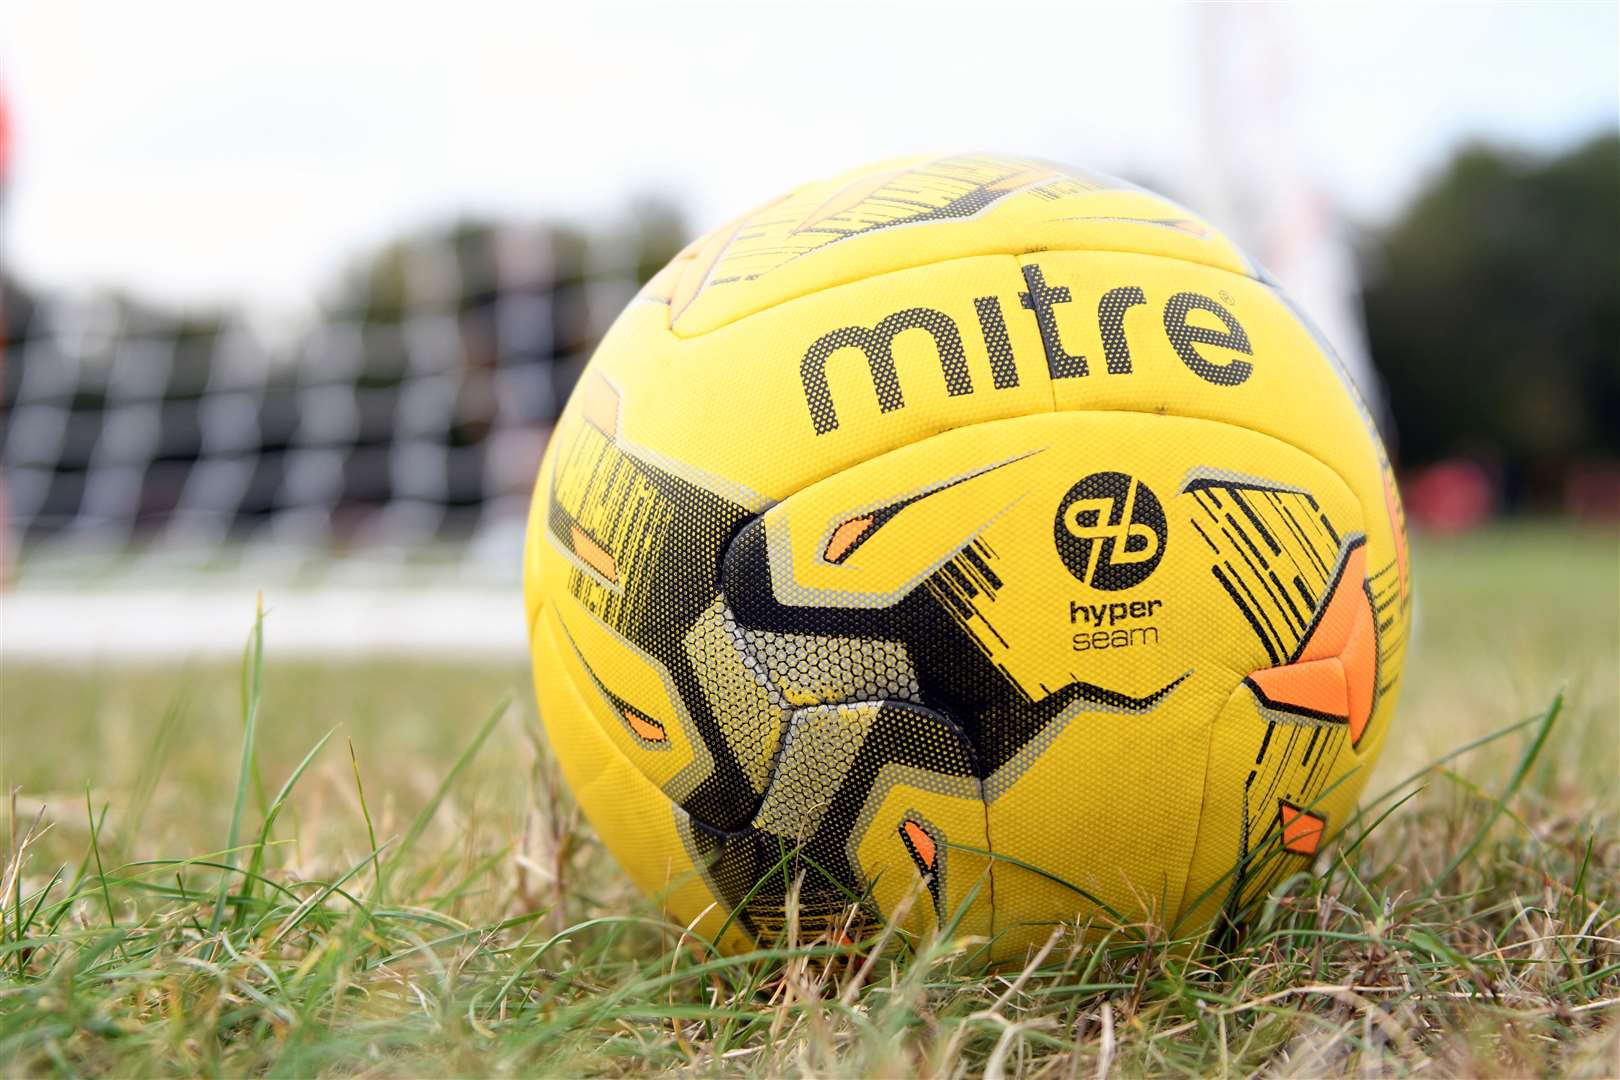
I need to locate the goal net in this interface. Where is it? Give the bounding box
[2,220,667,588]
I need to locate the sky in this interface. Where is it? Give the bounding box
[2,0,1616,314]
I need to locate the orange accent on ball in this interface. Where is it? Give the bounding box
[570,525,618,584]
[1279,802,1326,855]
[1247,542,1377,745]
[902,820,937,870]
[823,516,875,563]
[622,710,666,743]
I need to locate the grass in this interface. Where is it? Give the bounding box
[2,522,1616,1077]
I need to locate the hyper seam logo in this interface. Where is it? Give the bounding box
[1053,472,1168,590]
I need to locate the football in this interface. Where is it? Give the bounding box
[523,154,1412,957]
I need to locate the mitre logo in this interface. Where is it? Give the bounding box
[798,265,1255,436]
[1053,472,1168,590]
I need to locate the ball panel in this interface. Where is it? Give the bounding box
[530,602,748,953]
[529,391,766,830]
[547,594,715,804]
[850,768,993,942]
[1179,673,1377,932]
[662,153,1256,336]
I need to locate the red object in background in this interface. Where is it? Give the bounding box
[1403,459,1498,533]
[0,81,10,187]
[1564,463,1620,521]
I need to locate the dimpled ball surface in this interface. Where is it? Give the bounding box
[523,154,1412,957]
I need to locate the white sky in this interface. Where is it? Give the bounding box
[2,0,1616,313]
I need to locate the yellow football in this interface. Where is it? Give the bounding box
[523,154,1412,958]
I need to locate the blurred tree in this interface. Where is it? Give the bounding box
[626,196,689,285]
[329,202,687,323]
[1361,132,1619,506]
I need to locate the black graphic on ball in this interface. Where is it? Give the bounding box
[1053,472,1168,590]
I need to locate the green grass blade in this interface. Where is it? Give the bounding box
[348,737,382,899]
[381,697,509,890]
[208,597,266,940]
[1424,690,1563,896]
[84,787,116,934]
[241,728,335,918]
[266,842,393,948]
[122,693,189,844]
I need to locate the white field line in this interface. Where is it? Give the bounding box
[1,586,529,662]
